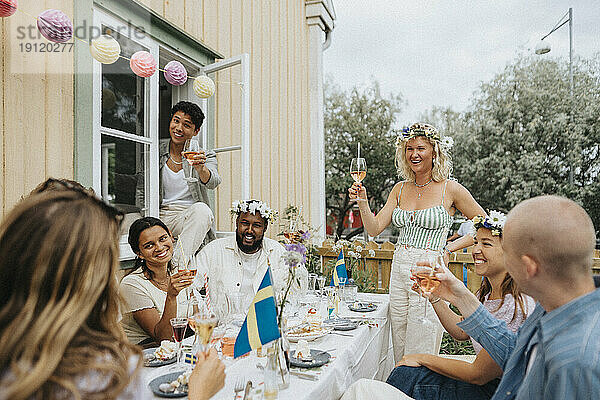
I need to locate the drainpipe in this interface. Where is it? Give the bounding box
[323,29,332,51]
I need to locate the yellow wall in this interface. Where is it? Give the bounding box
[1,0,314,236]
[0,1,74,215]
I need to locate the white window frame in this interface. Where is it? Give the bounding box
[202,54,250,200]
[92,9,160,260]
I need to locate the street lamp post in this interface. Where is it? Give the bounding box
[535,7,574,185]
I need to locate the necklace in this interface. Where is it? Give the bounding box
[414,178,433,188]
[169,155,183,165]
[414,178,433,199]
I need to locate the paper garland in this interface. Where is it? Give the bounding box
[0,0,17,17]
[90,35,121,64]
[164,60,188,86]
[3,4,216,99]
[194,75,216,98]
[130,51,157,78]
[37,9,73,43]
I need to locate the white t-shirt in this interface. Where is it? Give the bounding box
[162,164,194,206]
[119,271,189,344]
[457,220,475,237]
[238,248,263,309]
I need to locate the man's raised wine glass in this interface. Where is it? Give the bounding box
[182,139,200,183]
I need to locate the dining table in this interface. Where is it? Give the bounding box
[140,292,394,399]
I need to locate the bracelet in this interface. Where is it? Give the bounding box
[429,297,441,304]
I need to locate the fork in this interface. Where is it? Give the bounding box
[233,377,245,399]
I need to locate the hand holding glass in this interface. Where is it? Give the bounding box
[192,313,219,355]
[350,158,367,183]
[411,254,441,324]
[182,139,201,182]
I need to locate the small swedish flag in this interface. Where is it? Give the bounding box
[233,267,281,358]
[184,352,198,367]
[331,249,348,286]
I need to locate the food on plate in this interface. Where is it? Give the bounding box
[305,307,321,326]
[294,339,312,361]
[352,301,374,309]
[154,340,177,360]
[160,370,192,393]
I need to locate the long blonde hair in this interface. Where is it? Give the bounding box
[395,133,453,182]
[0,191,141,399]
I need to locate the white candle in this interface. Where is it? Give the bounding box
[358,143,361,160]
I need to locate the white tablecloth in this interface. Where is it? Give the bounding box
[141,293,393,400]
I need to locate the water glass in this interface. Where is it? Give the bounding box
[344,284,358,303]
[308,273,318,292]
[316,276,326,296]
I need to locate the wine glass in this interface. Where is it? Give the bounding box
[192,312,219,355]
[350,158,367,184]
[411,253,442,324]
[338,276,347,307]
[182,138,201,182]
[170,317,188,369]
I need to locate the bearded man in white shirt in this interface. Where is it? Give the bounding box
[193,200,308,319]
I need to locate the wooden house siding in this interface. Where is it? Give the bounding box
[1,0,317,237]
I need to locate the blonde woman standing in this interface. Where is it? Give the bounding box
[349,123,484,362]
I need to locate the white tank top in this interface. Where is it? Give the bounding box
[162,165,195,206]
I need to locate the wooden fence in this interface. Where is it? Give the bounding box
[318,241,600,294]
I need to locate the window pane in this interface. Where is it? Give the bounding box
[101,27,147,136]
[101,135,147,234]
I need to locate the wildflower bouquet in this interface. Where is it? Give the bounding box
[323,240,378,293]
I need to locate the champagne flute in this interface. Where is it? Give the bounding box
[182,138,201,183]
[192,312,219,355]
[170,317,188,369]
[350,158,367,185]
[412,253,441,324]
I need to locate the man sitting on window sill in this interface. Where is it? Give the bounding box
[137,101,221,265]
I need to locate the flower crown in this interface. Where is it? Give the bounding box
[230,200,278,222]
[471,210,506,237]
[396,122,454,150]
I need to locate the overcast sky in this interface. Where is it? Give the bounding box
[323,1,600,123]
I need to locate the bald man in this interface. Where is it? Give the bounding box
[431,196,600,400]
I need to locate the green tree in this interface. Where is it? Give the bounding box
[324,79,404,239]
[426,56,600,230]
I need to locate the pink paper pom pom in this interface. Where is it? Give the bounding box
[164,60,188,86]
[0,0,17,18]
[37,9,73,43]
[130,51,157,78]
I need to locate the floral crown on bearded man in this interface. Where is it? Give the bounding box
[230,199,278,222]
[471,210,506,237]
[396,122,454,151]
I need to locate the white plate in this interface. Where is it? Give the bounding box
[285,327,332,342]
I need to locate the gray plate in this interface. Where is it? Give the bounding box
[348,302,377,312]
[143,348,176,367]
[290,349,331,368]
[148,371,188,398]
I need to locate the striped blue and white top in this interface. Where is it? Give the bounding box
[391,180,453,252]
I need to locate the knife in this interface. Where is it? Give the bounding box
[242,380,253,400]
[290,371,319,381]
